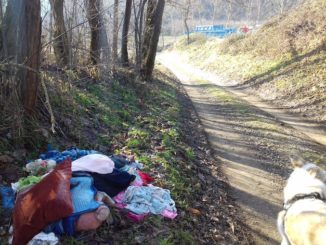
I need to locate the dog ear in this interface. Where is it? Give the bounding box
[307,167,319,178]
[317,169,326,183]
[307,167,326,183]
[290,157,304,168]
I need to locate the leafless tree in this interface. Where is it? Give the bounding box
[86,0,105,65]
[87,0,99,65]
[140,0,165,79]
[49,0,69,66]
[183,0,191,44]
[112,0,119,68]
[133,0,147,70]
[3,0,41,114]
[121,0,132,66]
[0,0,7,58]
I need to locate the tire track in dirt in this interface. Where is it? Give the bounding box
[158,52,326,244]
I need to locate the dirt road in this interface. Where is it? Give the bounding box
[158,52,326,244]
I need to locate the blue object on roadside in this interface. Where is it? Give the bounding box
[194,25,237,38]
[0,186,15,210]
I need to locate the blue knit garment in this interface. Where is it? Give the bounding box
[44,176,101,236]
[39,147,98,163]
[70,176,100,214]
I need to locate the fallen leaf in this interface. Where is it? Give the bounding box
[229,222,235,234]
[187,207,201,216]
[154,146,165,151]
[0,155,14,163]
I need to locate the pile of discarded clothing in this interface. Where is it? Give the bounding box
[1,148,177,245]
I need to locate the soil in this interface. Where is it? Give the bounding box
[158,52,326,244]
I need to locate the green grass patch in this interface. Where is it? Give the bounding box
[75,92,97,107]
[245,119,282,132]
[60,237,85,245]
[185,147,195,160]
[0,66,200,244]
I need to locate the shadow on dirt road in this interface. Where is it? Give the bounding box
[158,52,326,244]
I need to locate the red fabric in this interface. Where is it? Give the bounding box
[137,170,154,185]
[241,26,250,33]
[12,159,73,245]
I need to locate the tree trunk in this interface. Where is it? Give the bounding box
[121,0,132,66]
[226,1,232,27]
[183,3,190,45]
[3,0,20,59]
[133,0,147,71]
[0,0,8,58]
[87,0,101,65]
[112,0,119,68]
[49,0,69,66]
[183,0,191,45]
[67,0,77,66]
[3,0,41,114]
[140,0,165,80]
[49,10,53,54]
[99,17,110,67]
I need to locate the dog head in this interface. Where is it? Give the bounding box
[283,157,326,203]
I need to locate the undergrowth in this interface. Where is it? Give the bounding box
[0,67,198,244]
[54,69,197,243]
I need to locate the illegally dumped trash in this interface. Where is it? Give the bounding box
[0,186,15,210]
[25,159,56,175]
[28,232,59,245]
[1,147,177,244]
[12,159,73,245]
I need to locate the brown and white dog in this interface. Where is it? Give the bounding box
[277,158,326,245]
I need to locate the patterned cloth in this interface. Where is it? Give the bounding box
[123,186,177,216]
[39,147,98,163]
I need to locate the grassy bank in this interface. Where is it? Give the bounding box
[171,0,326,123]
[0,67,197,244]
[0,64,243,244]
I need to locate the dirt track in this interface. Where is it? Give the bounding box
[158,52,326,244]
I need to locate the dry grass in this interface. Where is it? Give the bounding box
[171,0,326,122]
[219,0,326,58]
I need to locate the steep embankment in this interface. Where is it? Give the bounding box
[0,68,248,244]
[172,0,326,123]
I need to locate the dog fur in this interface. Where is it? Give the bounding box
[277,158,326,245]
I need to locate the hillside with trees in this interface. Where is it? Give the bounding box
[162,0,301,35]
[170,0,326,122]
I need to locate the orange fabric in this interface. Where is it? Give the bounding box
[12,159,73,245]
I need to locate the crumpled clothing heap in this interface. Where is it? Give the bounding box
[43,175,103,236]
[122,186,177,218]
[39,147,97,163]
[25,159,56,175]
[0,186,15,210]
[111,162,177,220]
[7,147,177,244]
[27,232,59,245]
[70,176,101,214]
[91,169,136,197]
[12,160,73,245]
[72,154,114,174]
[15,176,42,192]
